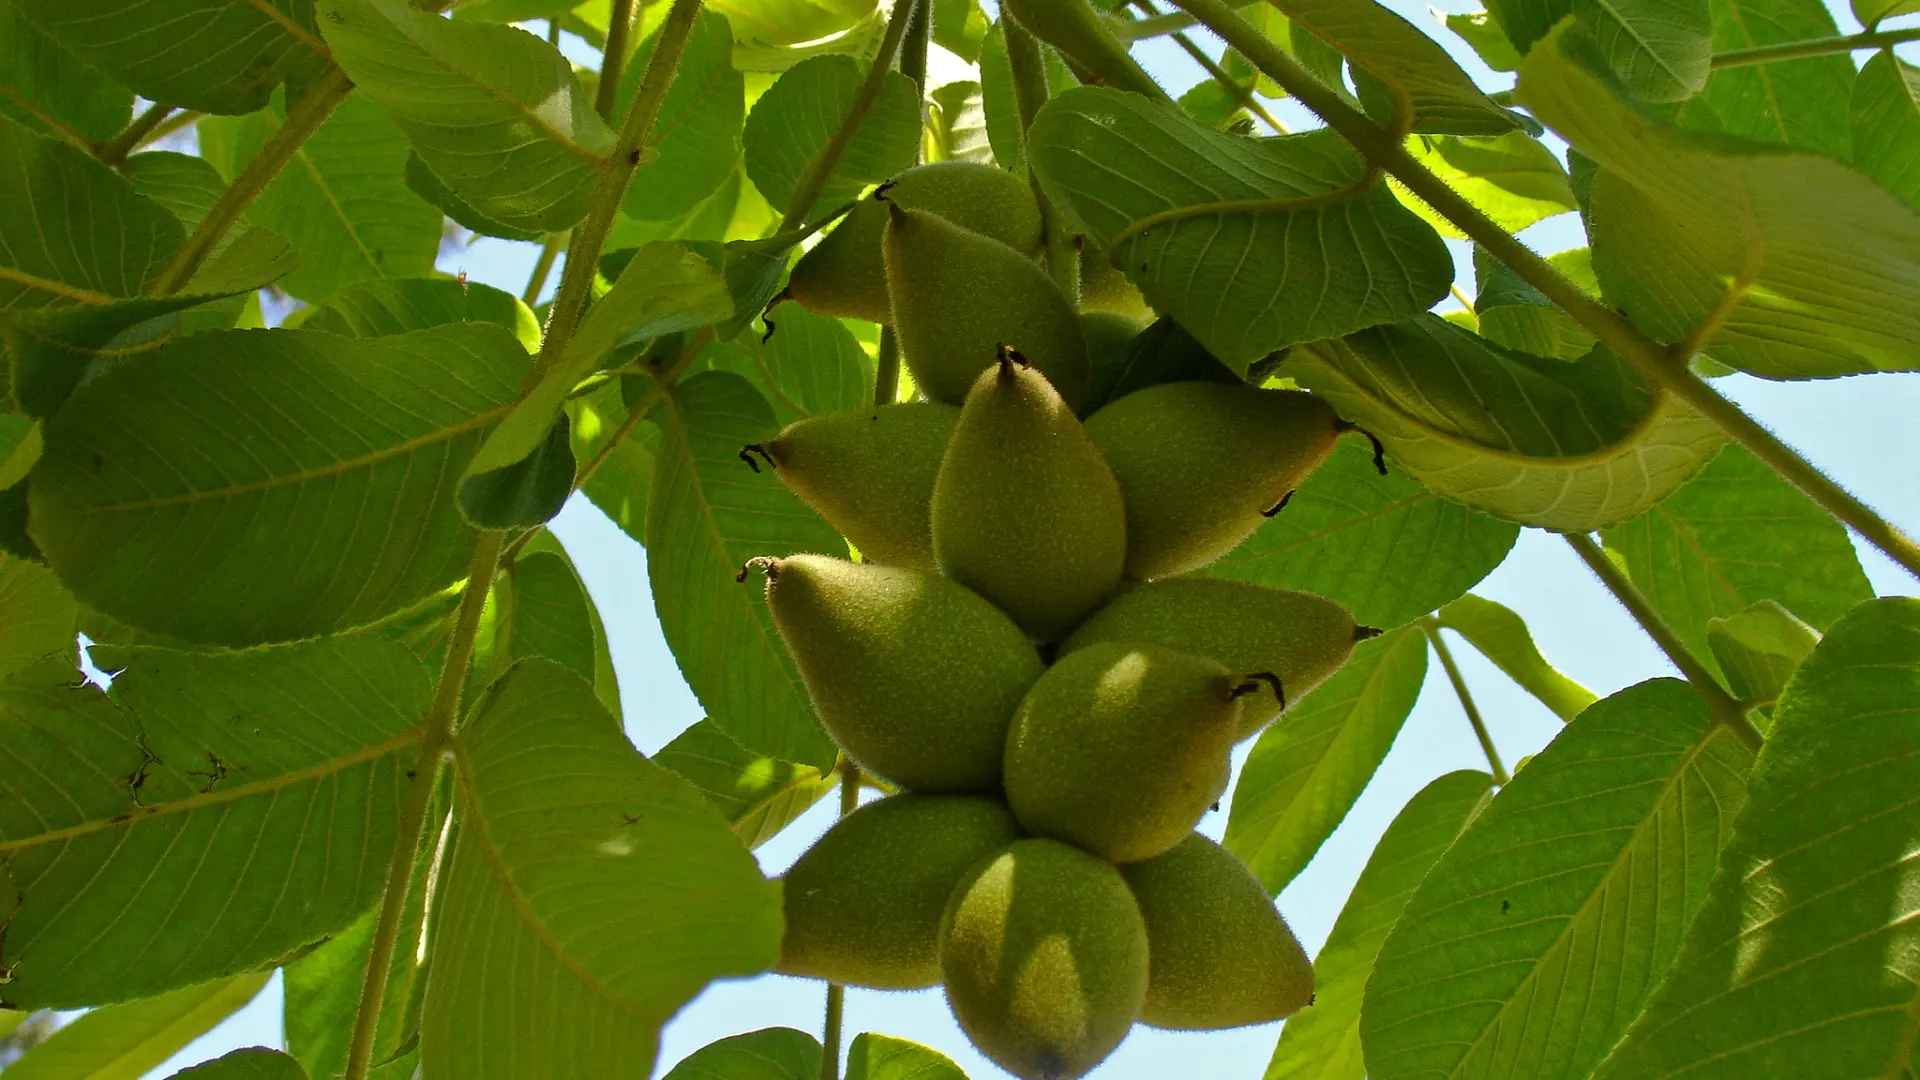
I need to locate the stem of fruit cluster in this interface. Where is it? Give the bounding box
[148,66,355,295]
[820,759,863,1080]
[873,326,902,406]
[1167,0,1920,584]
[1560,532,1765,751]
[778,0,920,232]
[96,102,175,167]
[594,0,639,120]
[1420,623,1511,785]
[1711,26,1920,67]
[1002,19,1081,298]
[522,235,564,306]
[342,531,505,1080]
[902,0,931,93]
[532,0,705,387]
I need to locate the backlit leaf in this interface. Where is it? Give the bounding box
[1851,51,1920,212]
[1395,131,1576,238]
[0,637,427,1007]
[0,973,271,1080]
[0,554,74,680]
[1683,0,1851,156]
[1266,0,1518,132]
[661,1027,821,1080]
[1591,598,1920,1078]
[1362,680,1753,1080]
[1225,628,1430,894]
[615,11,745,224]
[1435,595,1598,722]
[165,1048,308,1080]
[1706,599,1819,706]
[423,660,782,1079]
[742,54,921,220]
[845,1033,968,1080]
[1209,437,1520,630]
[654,718,836,849]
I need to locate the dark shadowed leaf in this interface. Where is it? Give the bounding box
[302,277,541,350]
[614,11,746,223]
[164,1048,309,1080]
[0,4,131,143]
[662,1027,821,1080]
[0,555,74,680]
[1226,628,1429,894]
[743,54,921,220]
[1362,680,1753,1080]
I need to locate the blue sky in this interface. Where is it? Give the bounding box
[130,1,1920,1077]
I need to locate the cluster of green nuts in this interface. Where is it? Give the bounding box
[739,161,1375,1080]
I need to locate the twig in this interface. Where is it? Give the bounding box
[1167,0,1920,583]
[522,235,563,306]
[873,326,901,407]
[1712,26,1920,67]
[819,759,862,1080]
[593,0,640,120]
[1561,532,1764,751]
[342,532,504,1080]
[1130,0,1287,133]
[148,66,354,294]
[97,102,175,167]
[1421,621,1511,784]
[1002,18,1080,298]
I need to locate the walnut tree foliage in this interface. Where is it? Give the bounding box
[0,0,1916,1076]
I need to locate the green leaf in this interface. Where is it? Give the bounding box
[715,302,872,426]
[1601,444,1872,684]
[1029,88,1452,373]
[1435,595,1598,722]
[934,0,990,62]
[1706,599,1819,706]
[1683,0,1851,156]
[126,152,228,230]
[1444,10,1523,72]
[928,81,992,165]
[615,11,745,224]
[468,241,730,480]
[654,718,837,849]
[1592,598,1920,1079]
[1208,437,1520,630]
[1854,0,1920,27]
[1851,51,1920,212]
[845,1033,968,1080]
[11,0,325,115]
[30,324,527,646]
[459,411,576,528]
[0,3,131,144]
[0,972,271,1080]
[1579,0,1711,103]
[0,637,428,1007]
[569,379,658,546]
[1265,770,1493,1080]
[1517,22,1920,379]
[284,907,422,1080]
[424,660,782,1078]
[1225,628,1430,894]
[1287,316,1727,529]
[466,547,606,702]
[303,277,542,352]
[228,92,442,303]
[1394,132,1576,239]
[0,555,74,680]
[403,152,544,243]
[662,1027,821,1080]
[709,0,880,49]
[1361,679,1754,1080]
[647,370,840,766]
[320,0,614,232]
[1472,247,1598,360]
[164,1048,309,1080]
[742,54,921,220]
[1266,0,1517,132]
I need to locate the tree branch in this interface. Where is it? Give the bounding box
[97,102,175,167]
[593,0,640,120]
[1561,532,1764,751]
[1421,621,1512,784]
[148,66,355,295]
[1167,0,1920,583]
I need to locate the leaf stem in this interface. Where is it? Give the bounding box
[137,109,203,151]
[778,0,919,231]
[1560,532,1764,751]
[1711,26,1920,67]
[1002,18,1080,298]
[594,0,640,120]
[96,102,175,167]
[1168,0,1920,584]
[1130,0,1287,133]
[522,235,564,306]
[532,0,705,387]
[1421,622,1511,784]
[819,758,862,1080]
[873,326,901,406]
[902,0,931,92]
[342,531,504,1080]
[148,66,355,295]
